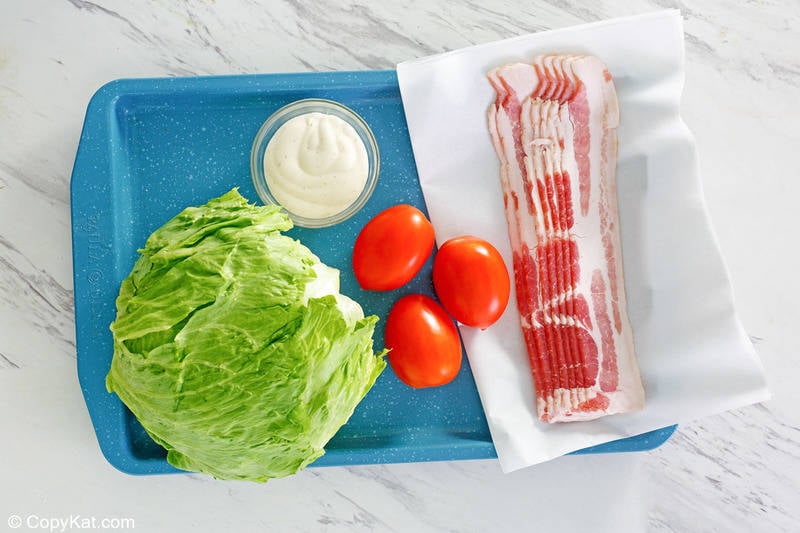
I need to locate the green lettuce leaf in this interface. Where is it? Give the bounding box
[106,189,385,482]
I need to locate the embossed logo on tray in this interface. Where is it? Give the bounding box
[80,212,107,307]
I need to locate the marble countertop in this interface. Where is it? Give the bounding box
[1,1,797,531]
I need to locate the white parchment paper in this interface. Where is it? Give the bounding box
[396,10,770,472]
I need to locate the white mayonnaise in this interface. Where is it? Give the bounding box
[264,112,369,219]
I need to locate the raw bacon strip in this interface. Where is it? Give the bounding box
[552,104,588,406]
[525,100,565,414]
[530,97,582,413]
[487,69,555,415]
[488,55,645,423]
[537,100,578,409]
[544,101,586,409]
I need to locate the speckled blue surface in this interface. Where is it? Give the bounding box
[70,70,676,476]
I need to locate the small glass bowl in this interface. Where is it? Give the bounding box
[250,98,380,228]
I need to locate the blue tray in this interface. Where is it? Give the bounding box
[70,70,676,475]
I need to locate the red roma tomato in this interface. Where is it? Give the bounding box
[432,236,510,329]
[385,294,462,388]
[352,204,435,291]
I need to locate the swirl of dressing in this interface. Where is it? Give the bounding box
[264,112,369,219]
